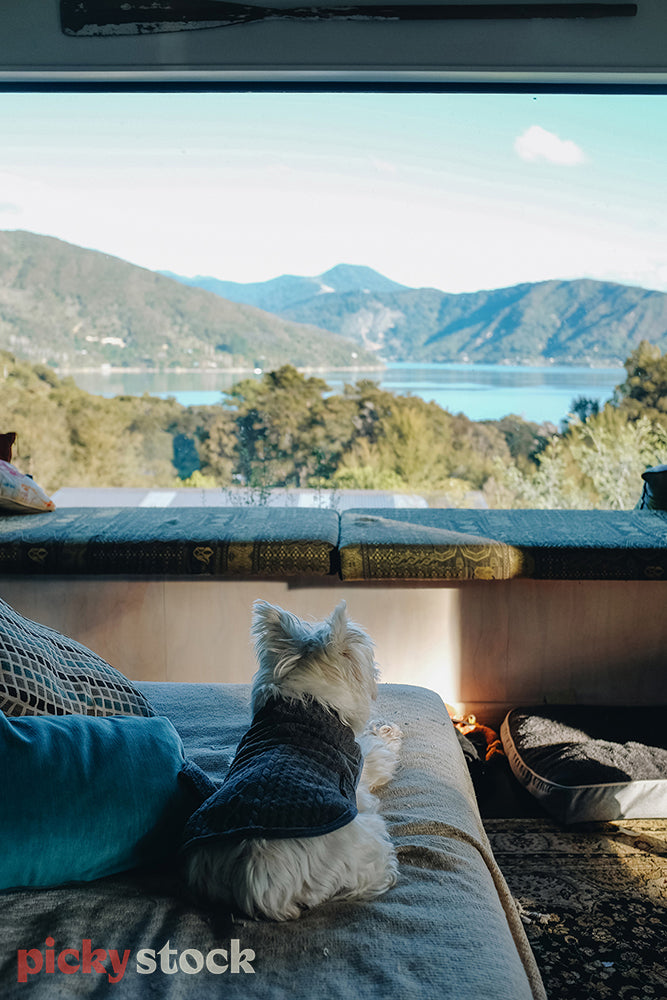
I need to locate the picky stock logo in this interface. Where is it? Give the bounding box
[17,938,255,984]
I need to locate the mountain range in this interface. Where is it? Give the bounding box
[1,229,667,372]
[163,265,667,367]
[0,231,375,371]
[159,263,408,313]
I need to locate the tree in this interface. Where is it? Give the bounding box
[484,414,549,473]
[227,366,342,488]
[190,406,237,485]
[614,340,667,421]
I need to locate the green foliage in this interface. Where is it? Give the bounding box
[331,464,406,491]
[0,350,232,491]
[568,396,601,423]
[568,409,667,509]
[0,354,520,501]
[228,366,337,488]
[178,470,219,489]
[495,405,667,509]
[614,340,667,422]
[484,414,549,474]
[490,438,588,510]
[6,341,667,512]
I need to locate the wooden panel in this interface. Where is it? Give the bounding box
[2,576,666,725]
[457,578,667,711]
[0,577,168,681]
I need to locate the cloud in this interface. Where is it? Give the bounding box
[514,126,587,165]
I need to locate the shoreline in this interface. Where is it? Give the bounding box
[53,359,623,376]
[49,360,622,425]
[54,364,386,376]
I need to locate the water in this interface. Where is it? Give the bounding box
[69,362,624,426]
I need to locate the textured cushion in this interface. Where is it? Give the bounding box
[0,596,155,717]
[338,508,667,581]
[0,507,338,576]
[0,712,211,890]
[0,460,55,514]
[501,706,667,824]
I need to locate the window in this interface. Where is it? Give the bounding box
[1,89,666,511]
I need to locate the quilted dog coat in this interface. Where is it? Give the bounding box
[182,696,363,846]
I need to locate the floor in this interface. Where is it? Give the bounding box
[475,756,546,819]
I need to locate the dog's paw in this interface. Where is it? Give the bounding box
[359,722,403,792]
[367,721,403,752]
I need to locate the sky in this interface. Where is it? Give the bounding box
[0,90,665,294]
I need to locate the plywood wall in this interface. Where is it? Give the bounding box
[2,575,666,727]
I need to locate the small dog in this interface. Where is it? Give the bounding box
[182,600,402,921]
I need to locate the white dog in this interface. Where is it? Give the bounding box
[182,600,402,921]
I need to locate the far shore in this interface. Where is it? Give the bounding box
[52,359,624,376]
[54,364,386,376]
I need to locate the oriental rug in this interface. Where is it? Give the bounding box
[484,817,667,1000]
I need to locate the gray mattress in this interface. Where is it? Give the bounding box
[0,682,546,999]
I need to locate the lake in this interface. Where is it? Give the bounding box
[69,362,625,426]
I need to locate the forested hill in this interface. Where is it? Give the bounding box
[0,230,374,371]
[4,228,666,370]
[167,266,667,366]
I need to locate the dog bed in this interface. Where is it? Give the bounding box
[501,706,667,824]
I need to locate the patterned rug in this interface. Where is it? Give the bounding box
[484,817,667,1000]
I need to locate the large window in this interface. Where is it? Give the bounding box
[1,90,666,509]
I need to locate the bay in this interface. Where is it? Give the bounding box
[68,362,624,426]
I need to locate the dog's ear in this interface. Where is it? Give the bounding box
[326,601,375,687]
[252,600,302,639]
[251,600,305,677]
[327,601,348,645]
[327,601,360,662]
[251,600,283,634]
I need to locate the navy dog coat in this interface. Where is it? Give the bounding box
[182,696,363,847]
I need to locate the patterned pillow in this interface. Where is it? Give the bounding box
[0,459,56,513]
[0,596,155,717]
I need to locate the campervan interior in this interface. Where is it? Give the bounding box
[1,3,666,999]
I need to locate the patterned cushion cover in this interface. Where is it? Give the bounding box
[0,596,154,717]
[0,459,55,514]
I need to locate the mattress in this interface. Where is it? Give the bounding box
[0,682,546,999]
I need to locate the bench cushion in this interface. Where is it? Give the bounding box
[0,507,339,577]
[338,508,667,581]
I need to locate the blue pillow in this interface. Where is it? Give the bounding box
[0,712,213,890]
